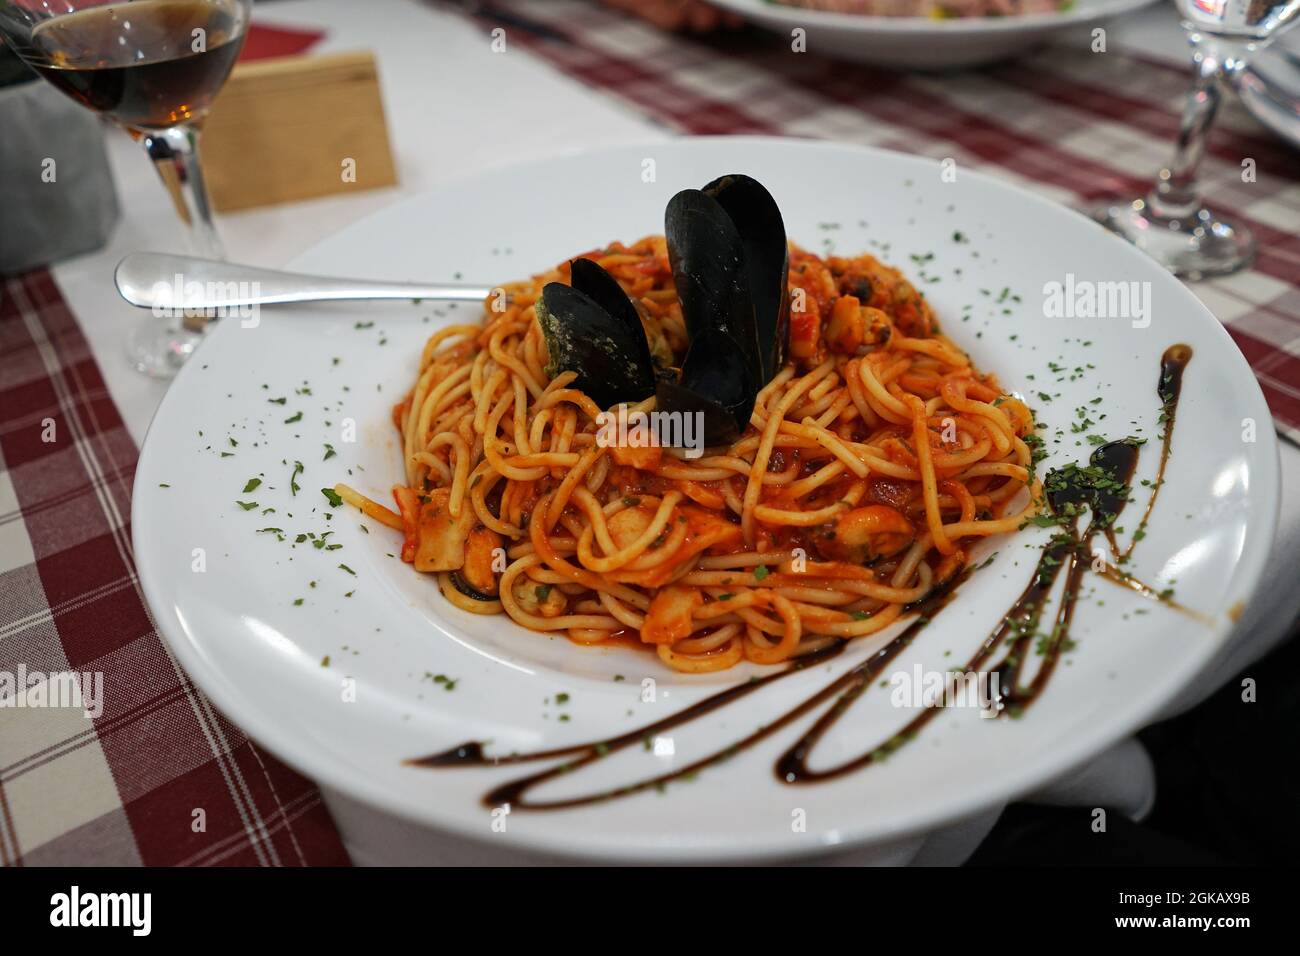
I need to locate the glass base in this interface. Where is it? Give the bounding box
[1085,195,1255,281]
[127,318,204,379]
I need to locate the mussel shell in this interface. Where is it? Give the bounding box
[536,174,789,448]
[702,174,789,383]
[569,257,647,345]
[536,262,656,411]
[664,188,763,388]
[655,328,756,447]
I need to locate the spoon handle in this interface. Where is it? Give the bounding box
[115,252,494,310]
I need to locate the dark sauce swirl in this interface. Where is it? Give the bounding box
[409,345,1196,809]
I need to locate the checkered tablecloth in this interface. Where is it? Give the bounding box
[3,0,1298,869]
[0,270,349,865]
[449,0,1300,441]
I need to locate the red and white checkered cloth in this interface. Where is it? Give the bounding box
[0,270,349,865]
[451,0,1300,441]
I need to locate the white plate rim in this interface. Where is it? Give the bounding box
[132,136,1281,862]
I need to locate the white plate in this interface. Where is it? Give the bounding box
[133,137,1278,862]
[710,0,1159,69]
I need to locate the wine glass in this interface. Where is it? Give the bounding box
[0,0,252,377]
[1087,0,1299,280]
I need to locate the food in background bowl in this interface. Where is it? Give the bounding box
[768,0,1072,17]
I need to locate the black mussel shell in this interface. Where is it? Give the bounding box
[536,259,656,411]
[535,175,790,449]
[656,328,757,447]
[702,174,789,383]
[664,188,763,388]
[570,257,643,338]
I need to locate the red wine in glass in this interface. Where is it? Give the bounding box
[1,0,252,377]
[26,0,244,134]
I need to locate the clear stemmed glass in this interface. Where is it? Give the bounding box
[0,0,251,377]
[1087,0,1299,280]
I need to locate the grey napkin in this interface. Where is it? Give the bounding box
[0,71,119,275]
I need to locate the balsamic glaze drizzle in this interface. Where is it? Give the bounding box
[408,345,1196,809]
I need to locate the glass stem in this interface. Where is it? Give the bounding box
[1146,41,1239,222]
[141,123,224,260]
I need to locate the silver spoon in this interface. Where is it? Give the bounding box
[114,252,495,312]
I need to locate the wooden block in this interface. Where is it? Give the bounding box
[201,50,397,212]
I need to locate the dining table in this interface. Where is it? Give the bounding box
[2,0,1297,866]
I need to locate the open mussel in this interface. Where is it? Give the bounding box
[535,257,656,411]
[537,173,789,447]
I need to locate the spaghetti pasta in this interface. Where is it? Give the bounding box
[338,237,1040,673]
